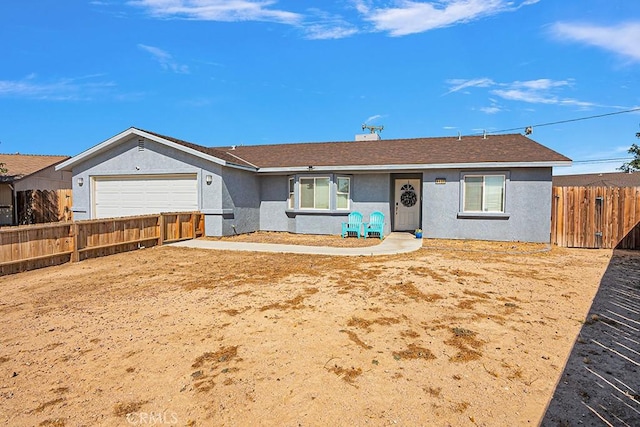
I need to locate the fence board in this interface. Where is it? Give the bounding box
[16,189,72,225]
[1,212,203,275]
[551,186,640,249]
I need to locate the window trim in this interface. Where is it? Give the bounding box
[299,176,331,210]
[336,176,351,210]
[286,174,353,213]
[459,172,509,217]
[288,177,295,210]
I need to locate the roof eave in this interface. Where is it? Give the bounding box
[256,160,572,173]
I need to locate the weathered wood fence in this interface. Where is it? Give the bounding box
[16,189,73,225]
[0,212,204,275]
[551,186,640,249]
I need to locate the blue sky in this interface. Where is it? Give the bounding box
[1,0,639,175]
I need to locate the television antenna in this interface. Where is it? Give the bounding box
[362,123,384,134]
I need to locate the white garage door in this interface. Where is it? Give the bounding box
[94,174,198,219]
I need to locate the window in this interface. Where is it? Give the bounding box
[336,177,350,210]
[463,175,505,212]
[288,178,294,209]
[300,177,330,210]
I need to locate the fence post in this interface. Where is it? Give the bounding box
[70,222,79,262]
[158,214,164,246]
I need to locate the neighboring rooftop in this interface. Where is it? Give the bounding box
[0,153,70,182]
[552,171,640,187]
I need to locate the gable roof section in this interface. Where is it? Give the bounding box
[141,129,257,168]
[219,134,571,172]
[57,128,571,173]
[56,127,257,172]
[0,153,70,183]
[553,172,640,187]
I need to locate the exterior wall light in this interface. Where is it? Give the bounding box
[205,175,213,185]
[77,177,84,187]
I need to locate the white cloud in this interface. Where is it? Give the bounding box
[358,0,535,37]
[138,44,190,74]
[128,0,302,25]
[446,76,602,109]
[0,74,116,101]
[479,106,502,114]
[444,78,494,95]
[364,114,383,123]
[302,8,359,39]
[551,21,640,62]
[491,79,597,108]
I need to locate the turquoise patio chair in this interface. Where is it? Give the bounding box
[341,211,363,238]
[363,211,385,239]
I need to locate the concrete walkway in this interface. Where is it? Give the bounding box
[169,232,423,256]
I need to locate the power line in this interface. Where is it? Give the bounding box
[572,157,633,164]
[472,107,640,136]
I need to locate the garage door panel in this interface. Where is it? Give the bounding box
[94,175,198,218]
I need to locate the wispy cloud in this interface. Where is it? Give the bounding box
[126,1,540,39]
[445,77,601,110]
[356,0,538,37]
[550,21,640,62]
[491,79,597,107]
[138,44,190,73]
[128,0,302,25]
[444,77,494,95]
[0,74,116,101]
[303,9,359,39]
[364,114,383,123]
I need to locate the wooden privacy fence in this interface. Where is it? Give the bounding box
[551,186,640,249]
[17,189,73,225]
[0,212,204,275]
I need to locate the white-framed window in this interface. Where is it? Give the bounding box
[300,177,330,210]
[336,176,350,210]
[463,175,505,212]
[288,177,295,209]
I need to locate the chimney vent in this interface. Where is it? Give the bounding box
[355,133,381,141]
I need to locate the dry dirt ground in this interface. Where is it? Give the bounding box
[0,233,613,426]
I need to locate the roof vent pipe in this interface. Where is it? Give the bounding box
[457,132,461,141]
[483,130,487,139]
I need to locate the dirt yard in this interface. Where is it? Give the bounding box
[0,235,613,426]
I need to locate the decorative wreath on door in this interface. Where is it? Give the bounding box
[400,183,417,207]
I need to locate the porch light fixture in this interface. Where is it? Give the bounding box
[205,175,213,185]
[77,177,84,187]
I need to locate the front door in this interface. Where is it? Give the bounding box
[394,178,420,231]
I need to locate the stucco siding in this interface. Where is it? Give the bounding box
[351,174,392,236]
[14,167,71,192]
[422,168,552,242]
[259,173,392,235]
[259,176,294,233]
[220,167,260,235]
[70,136,223,221]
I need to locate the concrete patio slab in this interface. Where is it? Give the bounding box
[168,232,422,256]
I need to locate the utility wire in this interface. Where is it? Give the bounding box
[572,157,633,164]
[471,107,640,136]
